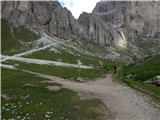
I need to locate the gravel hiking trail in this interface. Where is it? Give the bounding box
[24,70,160,120]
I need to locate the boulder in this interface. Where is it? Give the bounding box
[46,86,61,91]
[151,75,160,87]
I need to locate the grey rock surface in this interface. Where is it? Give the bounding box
[1,1,160,48]
[78,12,127,47]
[92,1,160,41]
[1,1,78,39]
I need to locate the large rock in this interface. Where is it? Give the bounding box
[151,75,160,87]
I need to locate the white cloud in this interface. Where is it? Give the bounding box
[59,0,100,19]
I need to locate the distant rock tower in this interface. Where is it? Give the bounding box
[155,16,160,38]
[157,17,160,32]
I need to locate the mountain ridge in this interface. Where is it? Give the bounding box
[1,1,160,59]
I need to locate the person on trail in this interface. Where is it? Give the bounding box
[113,65,117,73]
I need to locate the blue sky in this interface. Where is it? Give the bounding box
[58,0,100,18]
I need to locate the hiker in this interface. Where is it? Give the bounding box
[113,65,117,73]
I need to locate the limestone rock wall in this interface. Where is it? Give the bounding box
[1,1,160,47]
[92,1,160,40]
[1,1,78,39]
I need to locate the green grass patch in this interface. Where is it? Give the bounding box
[3,58,123,80]
[13,26,40,42]
[122,56,160,81]
[136,37,158,49]
[25,47,123,67]
[116,56,160,101]
[70,38,107,54]
[1,19,21,55]
[25,48,86,65]
[114,46,130,56]
[2,68,111,120]
[1,19,40,55]
[135,36,160,55]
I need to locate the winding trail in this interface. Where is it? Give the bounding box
[1,55,93,69]
[24,70,160,120]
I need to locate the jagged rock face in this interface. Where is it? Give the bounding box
[1,1,127,47]
[78,12,127,47]
[1,1,160,48]
[1,1,78,39]
[92,1,160,40]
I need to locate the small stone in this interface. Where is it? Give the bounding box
[14,64,19,67]
[46,112,50,114]
[6,109,10,111]
[45,114,50,118]
[39,102,42,106]
[45,86,61,91]
[23,84,34,87]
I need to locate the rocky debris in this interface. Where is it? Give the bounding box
[125,73,136,79]
[151,75,160,87]
[145,75,160,87]
[76,77,84,82]
[45,111,53,119]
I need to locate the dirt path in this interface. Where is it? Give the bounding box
[24,70,160,120]
[1,55,93,69]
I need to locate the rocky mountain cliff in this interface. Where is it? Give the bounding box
[1,1,78,39]
[78,12,127,47]
[92,1,160,41]
[1,1,160,48]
